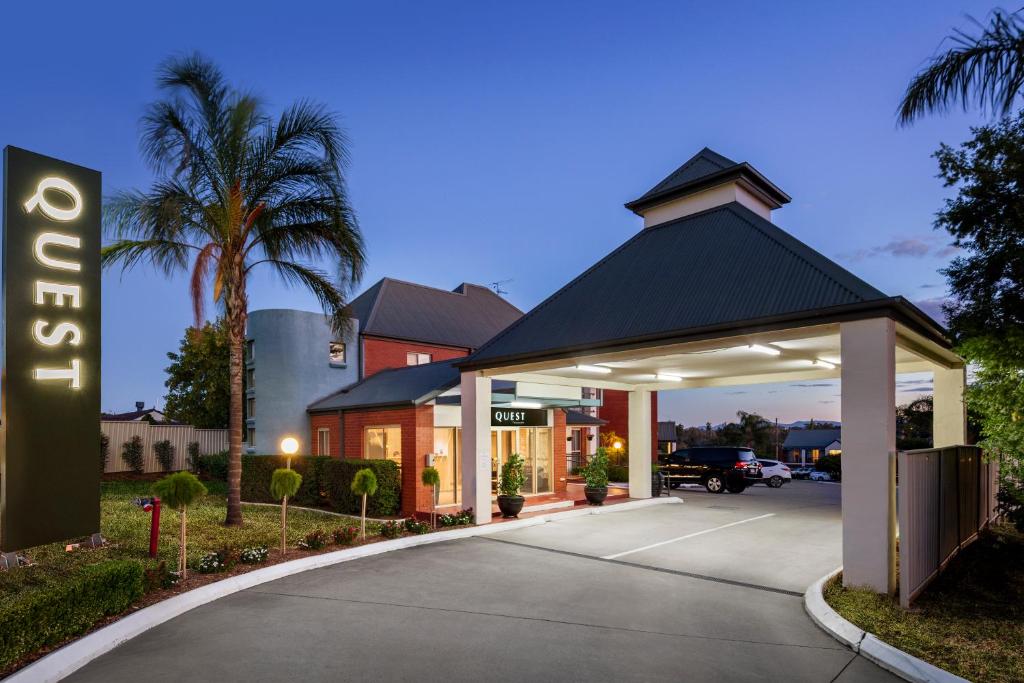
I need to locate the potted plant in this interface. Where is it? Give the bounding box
[497,452,525,518]
[582,448,609,505]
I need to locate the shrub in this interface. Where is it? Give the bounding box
[378,520,403,539]
[404,518,430,534]
[997,478,1024,532]
[196,550,232,574]
[499,453,525,496]
[143,561,179,591]
[438,508,474,526]
[270,469,302,500]
[332,526,359,545]
[100,432,110,473]
[197,451,229,481]
[154,439,176,472]
[816,454,842,481]
[0,560,144,670]
[186,441,201,472]
[153,472,208,579]
[239,546,269,564]
[581,448,610,488]
[607,465,629,483]
[298,529,330,550]
[121,436,144,473]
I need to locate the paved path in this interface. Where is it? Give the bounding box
[66,481,897,682]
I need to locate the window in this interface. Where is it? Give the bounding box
[317,428,330,456]
[406,352,432,366]
[246,367,255,388]
[247,427,255,447]
[329,341,346,365]
[245,339,254,362]
[364,426,402,466]
[246,397,255,419]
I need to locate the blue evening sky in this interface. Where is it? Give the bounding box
[0,1,993,425]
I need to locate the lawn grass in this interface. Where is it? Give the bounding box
[824,524,1024,683]
[0,480,361,599]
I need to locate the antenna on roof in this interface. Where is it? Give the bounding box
[490,278,512,296]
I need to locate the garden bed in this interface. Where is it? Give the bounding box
[824,524,1024,683]
[0,480,471,676]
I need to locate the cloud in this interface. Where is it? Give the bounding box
[913,297,947,325]
[837,236,960,263]
[900,385,934,393]
[726,390,748,395]
[789,382,835,388]
[819,400,836,404]
[897,378,933,387]
[919,283,940,289]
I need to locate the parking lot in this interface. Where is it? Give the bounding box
[67,480,898,682]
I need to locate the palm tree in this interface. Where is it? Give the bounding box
[104,54,364,525]
[899,9,1024,124]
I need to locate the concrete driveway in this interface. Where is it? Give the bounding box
[66,481,896,682]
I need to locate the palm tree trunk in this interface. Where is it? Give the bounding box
[224,278,247,526]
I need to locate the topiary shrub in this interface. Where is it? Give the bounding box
[197,451,229,481]
[0,560,144,670]
[121,436,144,473]
[270,468,303,554]
[152,471,208,579]
[186,441,201,472]
[100,432,110,474]
[154,439,176,472]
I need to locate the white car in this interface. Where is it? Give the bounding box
[809,470,833,482]
[756,459,792,488]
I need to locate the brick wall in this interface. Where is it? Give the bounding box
[362,336,470,377]
[339,404,437,516]
[553,409,567,494]
[309,412,341,457]
[599,389,659,461]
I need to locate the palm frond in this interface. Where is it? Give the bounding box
[101,238,196,275]
[249,259,353,333]
[899,9,1024,124]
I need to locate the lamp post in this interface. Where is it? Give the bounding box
[280,436,299,468]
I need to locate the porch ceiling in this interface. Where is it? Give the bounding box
[484,322,961,391]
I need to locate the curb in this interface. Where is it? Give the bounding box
[9,496,679,683]
[804,569,969,683]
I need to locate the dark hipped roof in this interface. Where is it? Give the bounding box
[347,278,523,349]
[308,359,461,412]
[625,148,791,215]
[461,201,948,370]
[783,429,842,450]
[564,410,607,426]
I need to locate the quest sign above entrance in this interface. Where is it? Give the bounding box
[1,147,101,551]
[490,407,548,427]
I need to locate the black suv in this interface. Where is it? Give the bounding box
[657,447,763,493]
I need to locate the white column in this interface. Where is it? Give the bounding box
[840,318,897,593]
[460,371,492,525]
[933,365,967,447]
[628,389,652,498]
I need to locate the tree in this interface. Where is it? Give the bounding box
[152,471,208,579]
[896,396,934,450]
[164,318,230,428]
[103,55,365,526]
[270,468,303,554]
[351,468,377,539]
[899,9,1024,124]
[421,466,440,528]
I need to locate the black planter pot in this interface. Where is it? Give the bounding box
[584,486,608,506]
[497,495,525,518]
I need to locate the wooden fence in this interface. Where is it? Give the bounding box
[897,446,999,608]
[101,421,229,473]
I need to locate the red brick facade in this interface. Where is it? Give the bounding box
[599,389,659,461]
[361,336,470,377]
[310,412,341,457]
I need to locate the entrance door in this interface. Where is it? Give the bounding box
[490,429,517,494]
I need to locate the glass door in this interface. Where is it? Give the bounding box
[491,429,517,494]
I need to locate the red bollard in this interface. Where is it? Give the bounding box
[149,497,161,558]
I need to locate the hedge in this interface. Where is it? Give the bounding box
[0,560,144,670]
[241,455,401,517]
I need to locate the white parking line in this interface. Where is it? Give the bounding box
[601,513,776,560]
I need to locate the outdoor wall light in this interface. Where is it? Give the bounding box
[280,437,299,455]
[746,344,781,356]
[576,364,612,374]
[510,400,542,409]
